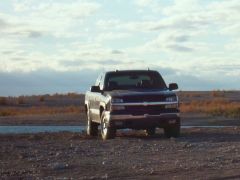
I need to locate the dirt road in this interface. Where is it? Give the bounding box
[1,127,240,179]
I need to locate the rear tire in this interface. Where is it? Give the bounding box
[86,110,98,136]
[101,111,116,140]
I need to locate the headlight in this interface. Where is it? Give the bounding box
[166,96,177,102]
[111,98,124,103]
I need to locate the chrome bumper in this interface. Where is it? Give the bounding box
[105,112,180,121]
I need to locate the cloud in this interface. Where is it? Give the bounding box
[0,0,239,94]
[13,1,101,18]
[111,50,124,54]
[1,1,101,41]
[127,31,197,53]
[134,0,154,7]
[0,18,9,29]
[166,44,193,52]
[59,59,124,67]
[95,32,130,42]
[27,30,42,38]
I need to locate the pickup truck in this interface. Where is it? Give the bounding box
[85,70,180,140]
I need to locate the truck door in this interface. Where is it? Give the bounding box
[90,74,103,122]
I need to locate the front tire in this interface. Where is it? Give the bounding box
[100,111,116,140]
[86,110,98,136]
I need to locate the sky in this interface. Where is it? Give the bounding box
[0,0,240,96]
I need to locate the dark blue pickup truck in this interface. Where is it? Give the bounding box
[85,70,180,140]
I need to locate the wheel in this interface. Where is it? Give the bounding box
[145,128,156,136]
[100,111,116,140]
[164,124,180,138]
[86,109,98,136]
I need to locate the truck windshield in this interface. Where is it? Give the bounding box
[105,71,167,91]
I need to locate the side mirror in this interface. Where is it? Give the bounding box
[169,83,178,91]
[90,86,101,93]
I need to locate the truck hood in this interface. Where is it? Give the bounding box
[104,89,176,97]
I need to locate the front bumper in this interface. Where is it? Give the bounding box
[105,111,180,129]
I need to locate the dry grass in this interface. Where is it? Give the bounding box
[0,97,7,105]
[1,92,240,118]
[17,96,25,105]
[180,99,240,118]
[0,106,85,117]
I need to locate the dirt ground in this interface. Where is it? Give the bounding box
[0,113,86,126]
[0,91,240,179]
[1,127,240,179]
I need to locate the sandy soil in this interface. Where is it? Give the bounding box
[0,127,240,179]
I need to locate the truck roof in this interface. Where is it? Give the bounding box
[106,70,159,74]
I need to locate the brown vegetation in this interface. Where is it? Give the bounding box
[0,97,7,105]
[1,91,240,118]
[211,90,226,97]
[17,96,25,105]
[180,98,240,118]
[0,106,84,116]
[39,96,45,102]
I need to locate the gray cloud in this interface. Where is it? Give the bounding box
[149,16,210,32]
[27,30,43,38]
[0,18,9,29]
[1,50,14,55]
[172,35,190,43]
[111,50,124,54]
[167,44,193,52]
[11,57,26,61]
[0,15,43,39]
[59,59,126,67]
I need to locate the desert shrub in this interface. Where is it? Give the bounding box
[0,110,15,116]
[39,96,45,102]
[67,92,80,98]
[0,105,85,116]
[180,99,240,119]
[211,90,225,98]
[17,96,25,105]
[0,97,7,105]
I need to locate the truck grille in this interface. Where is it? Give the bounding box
[123,95,165,103]
[125,105,165,115]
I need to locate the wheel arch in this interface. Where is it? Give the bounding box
[99,105,105,118]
